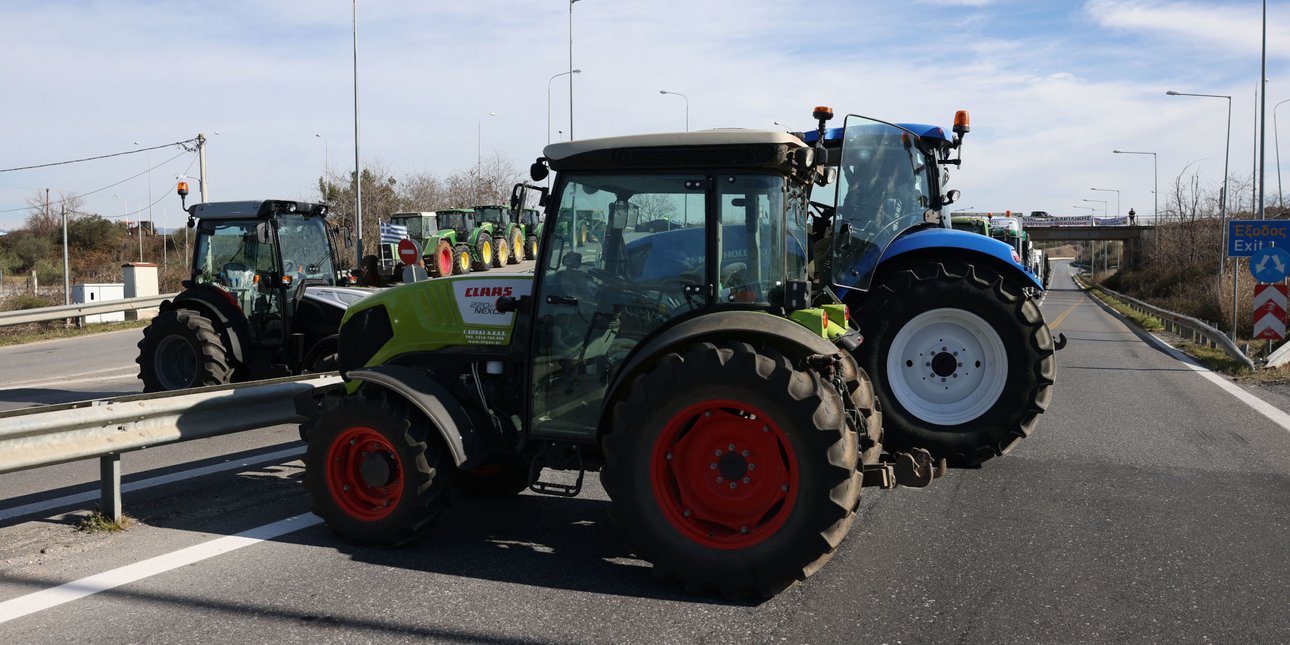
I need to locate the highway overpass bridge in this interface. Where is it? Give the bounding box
[1027,224,1153,266]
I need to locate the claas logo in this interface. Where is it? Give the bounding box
[463,286,513,298]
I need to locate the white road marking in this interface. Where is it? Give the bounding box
[1141,332,1290,433]
[0,513,322,624]
[0,447,305,523]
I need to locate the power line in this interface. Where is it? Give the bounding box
[0,138,198,174]
[0,149,192,215]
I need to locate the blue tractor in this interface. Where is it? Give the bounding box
[798,109,1060,467]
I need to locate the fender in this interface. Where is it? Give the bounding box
[603,310,851,431]
[880,228,1044,290]
[163,285,251,365]
[346,365,480,467]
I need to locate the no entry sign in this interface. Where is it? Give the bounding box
[397,238,421,266]
[1253,283,1287,341]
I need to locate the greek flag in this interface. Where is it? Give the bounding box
[379,221,408,244]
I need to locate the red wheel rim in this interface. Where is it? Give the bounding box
[437,247,453,276]
[650,399,799,550]
[325,426,403,521]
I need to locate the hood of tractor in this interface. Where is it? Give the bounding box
[336,273,534,372]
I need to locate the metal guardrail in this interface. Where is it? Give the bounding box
[0,373,343,521]
[0,293,178,326]
[1081,277,1257,371]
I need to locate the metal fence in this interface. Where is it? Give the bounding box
[1083,279,1256,371]
[0,293,177,327]
[0,373,342,521]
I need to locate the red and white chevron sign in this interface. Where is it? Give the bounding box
[1253,283,1287,340]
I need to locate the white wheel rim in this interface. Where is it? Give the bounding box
[885,307,1008,427]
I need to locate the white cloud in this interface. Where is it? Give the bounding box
[1085,0,1290,59]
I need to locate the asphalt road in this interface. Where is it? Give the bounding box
[0,260,1287,643]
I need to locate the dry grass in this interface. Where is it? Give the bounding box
[74,511,132,533]
[0,319,149,347]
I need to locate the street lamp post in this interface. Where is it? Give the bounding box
[133,142,153,263]
[1082,198,1108,217]
[352,0,363,267]
[548,70,581,145]
[1112,150,1157,226]
[315,133,329,175]
[1090,188,1120,217]
[659,90,689,131]
[1273,97,1290,210]
[569,0,582,140]
[477,111,496,168]
[1166,91,1232,277]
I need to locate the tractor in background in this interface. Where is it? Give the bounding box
[387,211,474,277]
[473,204,526,265]
[800,110,1059,467]
[137,192,371,391]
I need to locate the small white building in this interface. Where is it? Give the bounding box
[71,283,126,324]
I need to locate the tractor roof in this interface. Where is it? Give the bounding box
[797,124,952,145]
[190,200,330,220]
[543,129,806,173]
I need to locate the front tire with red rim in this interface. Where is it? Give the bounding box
[303,387,452,544]
[429,240,454,278]
[601,341,861,598]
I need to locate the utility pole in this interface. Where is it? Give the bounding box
[61,205,69,306]
[353,0,364,267]
[197,133,209,201]
[1259,0,1268,218]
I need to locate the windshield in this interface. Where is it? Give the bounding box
[276,214,337,285]
[475,206,508,225]
[520,208,541,227]
[830,115,935,291]
[438,212,468,232]
[390,215,424,239]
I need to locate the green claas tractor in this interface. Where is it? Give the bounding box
[473,204,525,265]
[388,211,473,277]
[296,113,945,597]
[138,197,370,391]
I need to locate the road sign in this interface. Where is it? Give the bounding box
[1228,219,1290,256]
[1253,284,1287,340]
[397,238,421,266]
[1250,245,1290,282]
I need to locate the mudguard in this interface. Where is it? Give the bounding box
[346,365,481,467]
[880,228,1043,290]
[163,285,251,365]
[604,310,848,427]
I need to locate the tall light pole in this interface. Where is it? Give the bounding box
[478,111,496,168]
[1259,0,1268,219]
[352,0,363,267]
[1090,188,1120,216]
[659,90,689,131]
[1167,90,1233,303]
[1274,98,1290,210]
[569,0,582,140]
[1112,150,1157,226]
[548,70,580,145]
[315,133,329,176]
[1083,198,1108,217]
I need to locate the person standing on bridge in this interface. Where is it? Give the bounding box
[1128,208,1136,226]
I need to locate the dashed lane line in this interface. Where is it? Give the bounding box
[0,513,321,624]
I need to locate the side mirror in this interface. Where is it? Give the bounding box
[530,159,549,181]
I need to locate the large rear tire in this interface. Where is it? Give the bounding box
[453,245,472,275]
[526,235,539,262]
[856,259,1055,466]
[136,308,232,392]
[473,236,493,272]
[508,227,525,264]
[602,341,861,598]
[429,240,454,278]
[303,387,452,545]
[492,236,509,268]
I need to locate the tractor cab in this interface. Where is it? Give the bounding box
[188,200,340,346]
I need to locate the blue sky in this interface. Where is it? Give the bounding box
[1,0,1288,231]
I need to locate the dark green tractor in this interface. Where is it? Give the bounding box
[473,204,524,265]
[435,208,497,272]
